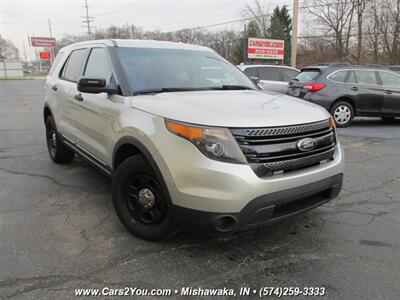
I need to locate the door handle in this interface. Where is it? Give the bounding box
[351,86,359,91]
[51,85,58,91]
[74,94,83,101]
[384,90,393,95]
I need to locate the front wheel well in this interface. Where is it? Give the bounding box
[329,97,355,113]
[113,143,143,170]
[43,106,52,124]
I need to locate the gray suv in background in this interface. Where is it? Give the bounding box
[287,64,400,126]
[238,64,299,93]
[44,39,344,241]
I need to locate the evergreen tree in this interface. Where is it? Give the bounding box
[267,5,292,64]
[232,20,262,64]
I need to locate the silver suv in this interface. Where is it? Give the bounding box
[237,64,299,93]
[44,39,344,241]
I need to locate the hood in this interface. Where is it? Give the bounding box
[130,90,330,128]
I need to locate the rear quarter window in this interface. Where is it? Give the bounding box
[328,70,348,82]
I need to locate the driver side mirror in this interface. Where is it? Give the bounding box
[77,77,117,94]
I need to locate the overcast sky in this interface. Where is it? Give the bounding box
[1,0,295,60]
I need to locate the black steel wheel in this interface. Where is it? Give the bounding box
[46,121,57,158]
[45,115,75,164]
[125,175,167,225]
[112,155,177,241]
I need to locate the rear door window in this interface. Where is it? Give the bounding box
[84,48,113,85]
[346,70,357,83]
[280,68,299,81]
[259,67,280,81]
[329,70,348,82]
[378,71,400,88]
[295,69,321,82]
[354,70,379,85]
[61,49,87,82]
[243,67,258,78]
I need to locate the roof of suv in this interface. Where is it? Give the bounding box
[238,64,298,70]
[302,63,390,72]
[59,39,214,53]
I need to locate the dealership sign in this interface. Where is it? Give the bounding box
[39,51,51,59]
[31,37,56,48]
[247,38,285,60]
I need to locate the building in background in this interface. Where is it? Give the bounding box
[0,59,24,79]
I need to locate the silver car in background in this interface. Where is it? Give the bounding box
[238,64,299,93]
[388,65,400,74]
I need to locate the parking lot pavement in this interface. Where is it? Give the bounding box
[0,79,399,299]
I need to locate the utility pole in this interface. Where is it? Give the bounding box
[22,42,27,62]
[243,23,247,64]
[48,19,53,37]
[27,34,32,63]
[291,0,299,68]
[32,33,42,73]
[48,19,54,64]
[82,0,93,36]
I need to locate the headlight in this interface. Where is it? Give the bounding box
[165,120,247,164]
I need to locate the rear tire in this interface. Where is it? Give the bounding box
[112,155,177,241]
[330,101,354,127]
[45,115,75,164]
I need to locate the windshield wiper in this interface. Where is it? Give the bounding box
[133,87,202,95]
[133,85,254,95]
[208,85,254,91]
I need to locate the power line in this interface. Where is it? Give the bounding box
[163,0,373,33]
[298,31,400,39]
[151,2,238,30]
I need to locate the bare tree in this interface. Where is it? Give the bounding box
[306,0,355,60]
[366,0,400,64]
[354,0,368,62]
[0,35,19,60]
[244,0,270,37]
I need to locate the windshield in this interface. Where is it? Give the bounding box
[116,47,256,93]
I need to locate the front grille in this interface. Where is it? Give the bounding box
[237,119,330,137]
[231,120,336,176]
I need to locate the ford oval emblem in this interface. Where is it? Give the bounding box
[297,138,317,152]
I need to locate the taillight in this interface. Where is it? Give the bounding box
[303,83,326,92]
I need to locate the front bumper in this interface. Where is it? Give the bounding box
[154,130,344,213]
[170,173,343,233]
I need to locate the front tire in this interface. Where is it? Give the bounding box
[112,155,177,241]
[330,101,354,127]
[382,116,396,122]
[45,115,75,164]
